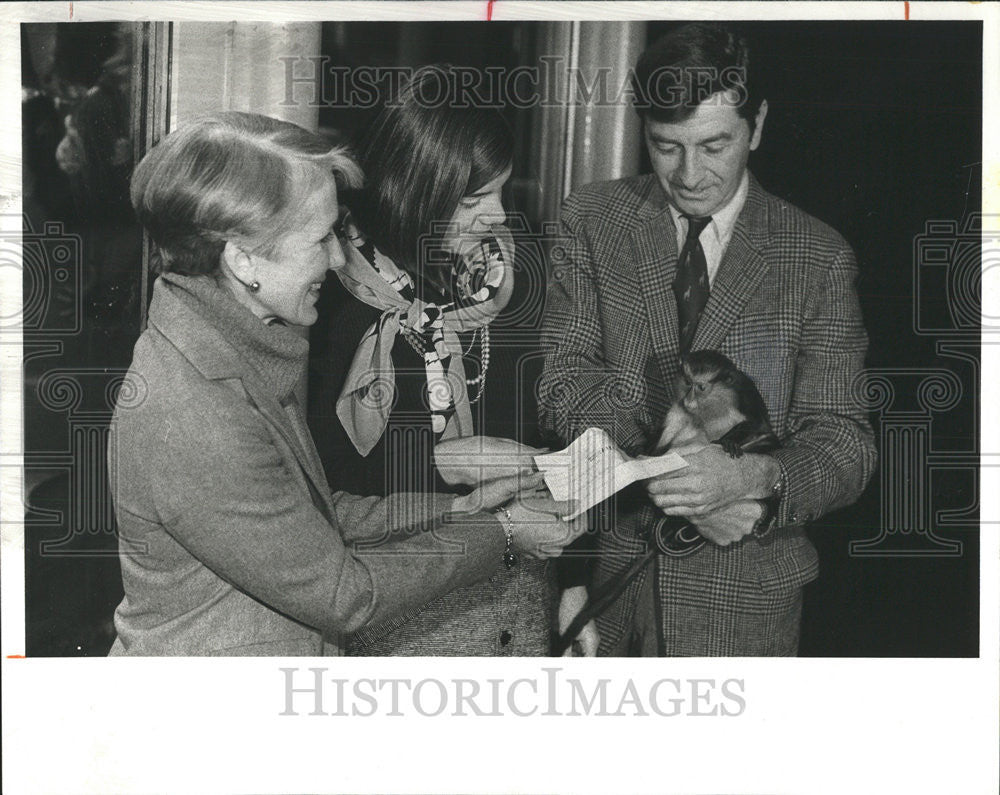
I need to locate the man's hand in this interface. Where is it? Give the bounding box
[646,444,775,516]
[688,499,763,546]
[558,585,600,656]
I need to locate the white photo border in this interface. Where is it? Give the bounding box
[2,3,997,793]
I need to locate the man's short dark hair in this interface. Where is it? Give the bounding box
[632,23,762,130]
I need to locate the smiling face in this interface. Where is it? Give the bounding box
[444,165,512,259]
[238,176,343,326]
[645,92,767,218]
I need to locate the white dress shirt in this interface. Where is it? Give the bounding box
[667,171,749,287]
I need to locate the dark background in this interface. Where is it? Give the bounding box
[705,22,982,657]
[22,20,981,656]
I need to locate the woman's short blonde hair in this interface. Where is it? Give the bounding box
[130,112,363,275]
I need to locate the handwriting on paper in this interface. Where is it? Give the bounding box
[533,428,688,519]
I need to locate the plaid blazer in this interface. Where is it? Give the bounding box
[538,172,877,654]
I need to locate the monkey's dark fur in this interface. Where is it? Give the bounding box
[654,350,778,458]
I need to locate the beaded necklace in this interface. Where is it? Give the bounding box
[401,324,490,405]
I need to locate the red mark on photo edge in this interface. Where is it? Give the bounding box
[69,2,74,20]
[6,655,26,659]
[904,1,910,19]
[486,0,495,21]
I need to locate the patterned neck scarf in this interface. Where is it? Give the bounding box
[334,211,514,456]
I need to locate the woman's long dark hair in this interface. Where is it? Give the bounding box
[346,64,514,295]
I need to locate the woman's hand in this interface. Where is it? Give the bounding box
[504,487,586,559]
[451,472,546,514]
[435,435,546,486]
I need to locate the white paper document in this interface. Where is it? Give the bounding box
[533,427,688,519]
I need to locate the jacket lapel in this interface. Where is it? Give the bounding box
[629,180,682,392]
[690,175,772,352]
[237,377,334,514]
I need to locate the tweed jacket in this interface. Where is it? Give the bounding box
[108,273,505,656]
[538,172,877,654]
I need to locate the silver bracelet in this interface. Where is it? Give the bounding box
[494,506,518,569]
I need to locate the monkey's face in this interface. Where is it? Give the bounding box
[678,362,741,439]
[678,362,717,411]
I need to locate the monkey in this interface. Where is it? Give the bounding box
[653,350,779,458]
[647,350,781,559]
[554,351,782,655]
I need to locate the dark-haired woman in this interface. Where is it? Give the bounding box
[308,66,559,656]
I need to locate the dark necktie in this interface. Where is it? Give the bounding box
[673,214,712,355]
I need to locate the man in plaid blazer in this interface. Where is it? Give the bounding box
[539,23,876,656]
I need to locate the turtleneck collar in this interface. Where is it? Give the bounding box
[150,272,308,403]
